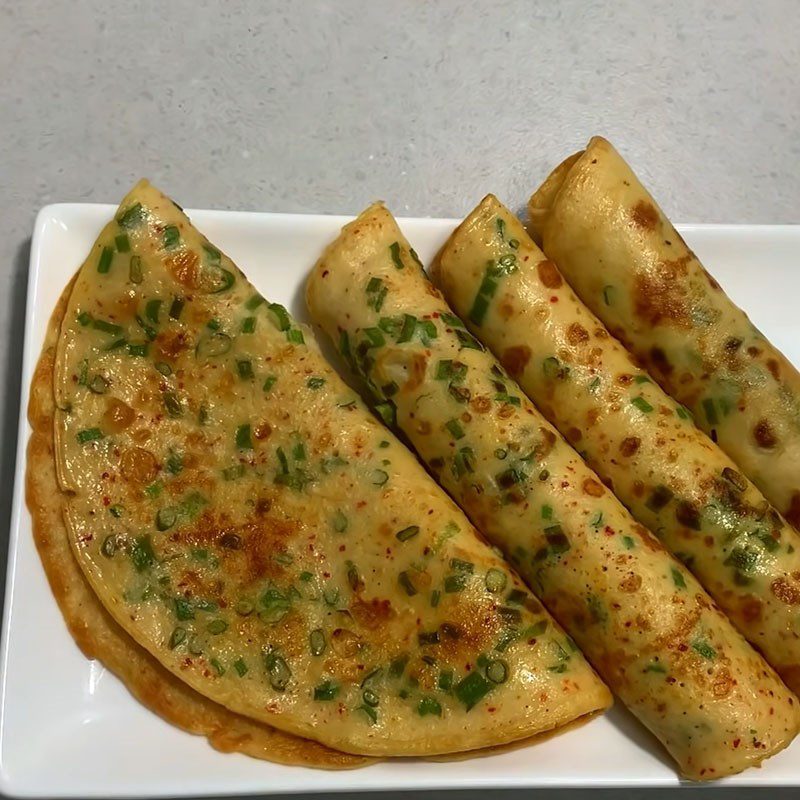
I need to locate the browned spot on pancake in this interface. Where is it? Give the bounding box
[712,668,735,698]
[536,259,562,289]
[470,395,492,414]
[594,328,609,340]
[582,478,604,497]
[771,577,800,605]
[753,419,778,449]
[633,257,692,327]
[586,408,600,426]
[784,492,800,529]
[155,330,191,361]
[498,298,515,320]
[103,397,136,432]
[501,345,532,378]
[425,283,444,300]
[404,353,429,392]
[497,403,516,419]
[740,597,763,623]
[567,427,582,443]
[416,419,432,435]
[676,501,701,531]
[618,573,642,593]
[166,250,200,288]
[634,523,665,553]
[350,598,395,630]
[120,447,158,484]
[536,428,557,459]
[616,373,633,386]
[633,480,645,497]
[767,358,781,380]
[620,437,640,457]
[330,628,364,658]
[630,200,659,230]
[564,323,587,347]
[648,346,673,377]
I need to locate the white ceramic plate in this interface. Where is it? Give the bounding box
[3,205,800,798]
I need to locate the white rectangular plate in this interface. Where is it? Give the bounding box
[3,204,800,797]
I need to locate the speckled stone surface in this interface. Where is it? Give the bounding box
[2,1,799,797]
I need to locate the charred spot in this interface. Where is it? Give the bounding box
[350,597,395,629]
[219,532,242,549]
[567,323,589,345]
[675,501,701,531]
[771,577,800,606]
[501,345,532,378]
[103,397,136,432]
[166,249,201,288]
[747,345,762,358]
[470,395,492,414]
[753,419,778,449]
[619,437,641,457]
[566,426,582,443]
[740,597,763,623]
[536,259,563,289]
[582,478,604,497]
[712,669,734,698]
[618,573,642,593]
[630,200,659,229]
[767,358,781,380]
[120,447,158,484]
[616,373,634,386]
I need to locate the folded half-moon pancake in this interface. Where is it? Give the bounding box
[433,194,800,695]
[528,136,800,533]
[53,180,610,757]
[306,202,800,779]
[29,280,370,768]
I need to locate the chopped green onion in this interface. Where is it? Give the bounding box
[92,318,123,335]
[268,303,291,331]
[169,296,185,319]
[100,534,117,557]
[371,468,389,486]
[175,597,194,621]
[396,525,420,542]
[397,314,417,343]
[233,658,248,677]
[398,571,417,596]
[286,329,305,345]
[390,241,405,269]
[486,659,508,684]
[314,680,339,701]
[207,619,228,635]
[264,651,291,691]
[671,567,687,589]
[441,417,465,440]
[97,246,114,274]
[307,376,325,390]
[222,464,245,480]
[241,316,257,333]
[454,671,491,710]
[169,627,186,649]
[245,293,265,311]
[127,343,148,357]
[691,639,716,660]
[332,509,348,533]
[145,299,162,324]
[76,427,103,444]
[163,225,180,249]
[310,629,326,656]
[130,535,155,572]
[237,360,254,380]
[163,392,182,416]
[114,233,130,253]
[631,396,653,413]
[646,484,674,512]
[262,375,277,393]
[165,452,183,474]
[156,507,177,531]
[117,202,144,228]
[417,696,442,717]
[88,374,109,394]
[444,573,467,593]
[235,423,253,449]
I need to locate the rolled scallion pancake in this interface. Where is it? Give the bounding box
[432,194,800,695]
[53,180,610,757]
[306,202,800,779]
[529,136,800,533]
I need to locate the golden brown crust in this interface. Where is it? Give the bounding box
[26,280,371,770]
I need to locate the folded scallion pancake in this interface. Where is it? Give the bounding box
[306,202,800,779]
[29,281,370,768]
[52,180,610,757]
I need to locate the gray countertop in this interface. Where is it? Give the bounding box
[2,1,799,798]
